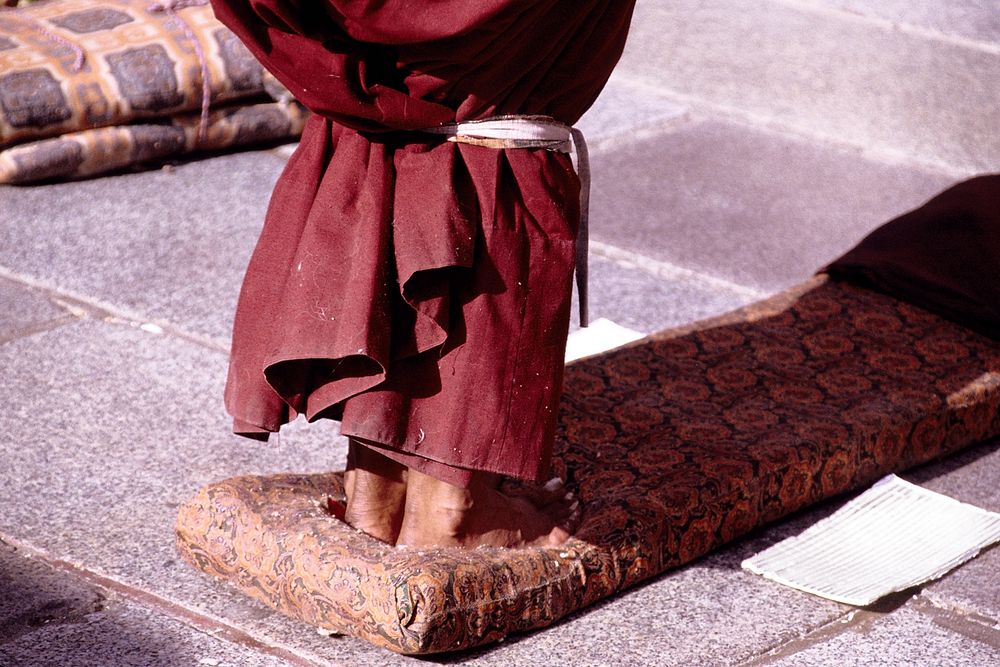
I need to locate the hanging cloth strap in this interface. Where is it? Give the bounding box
[422,115,590,327]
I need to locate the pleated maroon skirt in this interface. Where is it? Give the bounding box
[226,117,580,482]
[211,0,637,483]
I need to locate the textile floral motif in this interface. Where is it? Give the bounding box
[176,277,1000,654]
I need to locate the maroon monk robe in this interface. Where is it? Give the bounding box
[827,174,1000,341]
[211,1,637,483]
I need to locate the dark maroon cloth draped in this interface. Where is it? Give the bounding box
[211,0,637,483]
[827,175,1000,341]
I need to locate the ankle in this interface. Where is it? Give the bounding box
[346,440,407,481]
[405,471,468,515]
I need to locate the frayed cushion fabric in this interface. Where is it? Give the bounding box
[175,277,1000,654]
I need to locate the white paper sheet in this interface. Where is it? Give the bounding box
[742,475,1000,606]
[565,318,645,362]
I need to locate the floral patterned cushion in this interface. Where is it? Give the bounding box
[175,277,1000,654]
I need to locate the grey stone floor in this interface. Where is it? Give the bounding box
[1,1,998,665]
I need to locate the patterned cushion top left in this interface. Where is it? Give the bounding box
[0,0,272,148]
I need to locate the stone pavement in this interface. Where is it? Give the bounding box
[1,1,998,665]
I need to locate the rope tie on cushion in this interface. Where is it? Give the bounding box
[1,1,213,144]
[1,13,87,72]
[148,0,212,145]
[423,115,591,327]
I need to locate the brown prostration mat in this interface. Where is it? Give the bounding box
[175,276,1000,654]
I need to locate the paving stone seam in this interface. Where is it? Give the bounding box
[0,264,231,355]
[589,239,768,300]
[0,532,328,667]
[738,586,1000,665]
[0,314,79,346]
[607,72,976,180]
[771,0,1000,56]
[735,595,909,666]
[585,111,696,157]
[915,593,1000,649]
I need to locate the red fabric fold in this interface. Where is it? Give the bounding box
[826,174,1000,340]
[213,0,636,480]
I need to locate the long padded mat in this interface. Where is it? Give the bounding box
[175,277,1000,654]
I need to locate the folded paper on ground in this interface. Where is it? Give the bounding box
[742,475,1000,606]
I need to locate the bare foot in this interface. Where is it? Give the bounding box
[343,442,407,544]
[502,476,574,507]
[395,470,580,549]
